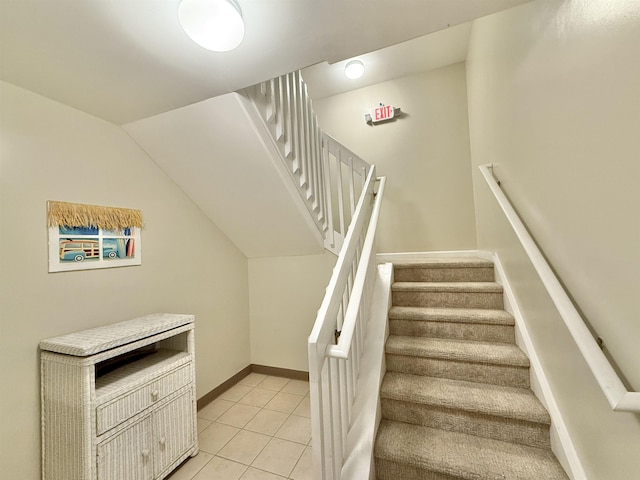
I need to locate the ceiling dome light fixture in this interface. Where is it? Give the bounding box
[178,0,245,52]
[344,60,365,80]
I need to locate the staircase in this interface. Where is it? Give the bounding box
[374,257,569,480]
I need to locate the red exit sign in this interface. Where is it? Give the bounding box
[371,104,394,123]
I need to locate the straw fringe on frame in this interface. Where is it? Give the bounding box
[48,201,144,230]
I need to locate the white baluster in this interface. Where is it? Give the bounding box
[266,78,276,124]
[276,76,284,141]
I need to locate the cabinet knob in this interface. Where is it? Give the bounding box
[151,390,159,400]
[159,437,166,446]
[141,449,150,459]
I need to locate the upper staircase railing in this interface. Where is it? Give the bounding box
[480,163,640,413]
[244,71,370,254]
[245,71,388,478]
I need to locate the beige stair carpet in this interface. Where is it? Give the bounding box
[374,257,568,480]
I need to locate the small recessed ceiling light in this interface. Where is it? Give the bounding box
[178,0,245,52]
[344,60,365,80]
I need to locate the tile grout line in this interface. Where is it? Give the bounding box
[186,374,312,480]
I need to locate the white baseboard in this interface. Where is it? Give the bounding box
[491,253,587,480]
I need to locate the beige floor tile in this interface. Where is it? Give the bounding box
[192,456,247,480]
[197,417,213,434]
[240,467,287,479]
[274,415,311,445]
[239,373,268,387]
[237,387,278,408]
[258,376,291,391]
[251,438,305,477]
[220,384,254,402]
[244,409,289,436]
[198,422,240,455]
[217,403,261,428]
[217,429,271,465]
[281,380,309,396]
[166,452,213,480]
[289,446,313,480]
[198,398,236,421]
[263,392,304,414]
[291,397,310,418]
[178,377,316,479]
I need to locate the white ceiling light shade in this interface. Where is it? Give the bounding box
[344,60,365,79]
[178,0,245,52]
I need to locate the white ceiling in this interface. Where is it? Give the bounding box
[301,22,473,100]
[0,0,533,125]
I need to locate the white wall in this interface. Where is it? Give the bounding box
[466,1,640,478]
[312,63,477,253]
[0,81,251,479]
[248,63,478,373]
[249,252,336,371]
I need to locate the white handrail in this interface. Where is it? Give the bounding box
[311,167,378,338]
[479,163,640,412]
[328,176,386,360]
[308,167,385,480]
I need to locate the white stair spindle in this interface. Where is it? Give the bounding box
[266,78,276,124]
[276,76,284,141]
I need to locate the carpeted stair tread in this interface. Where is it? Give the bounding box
[375,420,569,480]
[392,257,493,268]
[381,372,549,424]
[392,282,505,309]
[392,281,503,293]
[386,335,530,367]
[389,306,514,325]
[389,307,515,342]
[393,258,496,282]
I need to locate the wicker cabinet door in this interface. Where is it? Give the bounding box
[152,390,195,477]
[97,416,153,480]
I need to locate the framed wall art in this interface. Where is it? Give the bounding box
[47,201,143,272]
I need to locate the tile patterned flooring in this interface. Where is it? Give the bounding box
[167,373,313,480]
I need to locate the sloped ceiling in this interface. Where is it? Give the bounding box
[124,93,325,258]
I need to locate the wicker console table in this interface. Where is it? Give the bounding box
[40,313,198,480]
